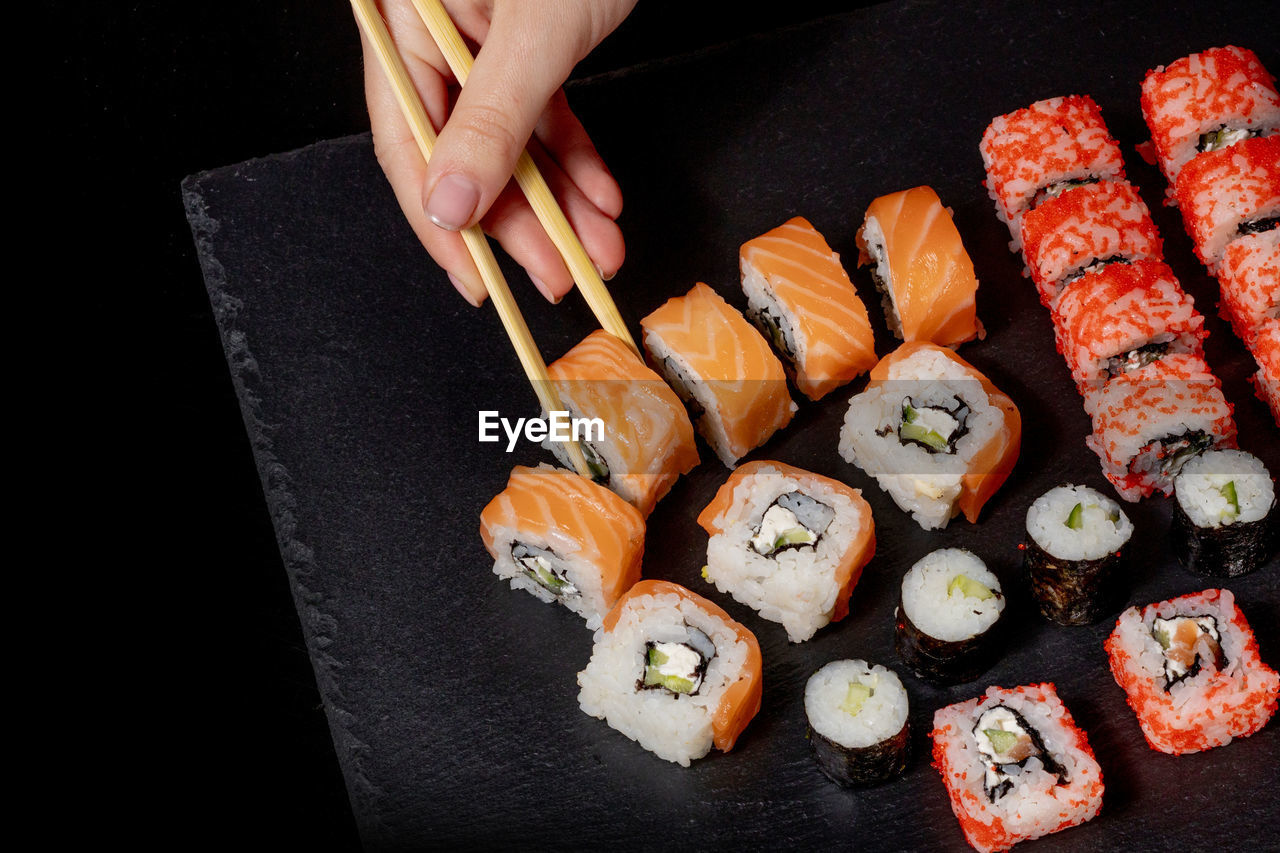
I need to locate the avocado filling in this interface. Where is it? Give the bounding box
[1238,216,1279,237]
[898,395,970,455]
[1104,337,1173,378]
[972,706,1065,802]
[639,626,715,696]
[947,574,996,601]
[1031,177,1098,209]
[1197,125,1263,153]
[749,491,835,557]
[511,543,578,598]
[1152,614,1226,690]
[840,680,875,717]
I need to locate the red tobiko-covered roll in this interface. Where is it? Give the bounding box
[980,95,1126,252]
[1250,317,1280,427]
[1105,588,1279,755]
[1175,134,1280,274]
[1019,180,1164,308]
[1050,259,1207,403]
[930,683,1104,853]
[1219,228,1280,345]
[1141,45,1280,189]
[1086,359,1236,502]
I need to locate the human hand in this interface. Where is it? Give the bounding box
[360,0,638,306]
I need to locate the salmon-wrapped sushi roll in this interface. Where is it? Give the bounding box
[641,282,796,467]
[856,186,985,348]
[1251,317,1280,426]
[1105,588,1279,754]
[1175,134,1280,274]
[1051,259,1207,408]
[838,342,1021,530]
[980,95,1126,250]
[545,330,699,516]
[1086,360,1236,502]
[1019,180,1163,308]
[697,461,876,643]
[739,217,877,401]
[1219,229,1280,345]
[480,464,645,627]
[577,580,762,766]
[1141,45,1280,189]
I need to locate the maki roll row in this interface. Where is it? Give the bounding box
[1140,46,1280,425]
[980,95,1237,501]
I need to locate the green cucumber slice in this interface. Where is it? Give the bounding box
[1065,503,1084,530]
[947,574,994,601]
[1219,481,1240,517]
[644,669,694,693]
[900,422,949,451]
[773,528,817,550]
[903,404,919,424]
[840,682,874,716]
[1153,628,1171,650]
[984,729,1019,755]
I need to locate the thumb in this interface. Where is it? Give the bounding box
[421,2,588,232]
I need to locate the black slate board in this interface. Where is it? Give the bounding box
[185,1,1280,849]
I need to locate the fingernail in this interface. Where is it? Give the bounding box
[426,174,480,231]
[594,262,616,282]
[448,272,483,307]
[528,273,561,304]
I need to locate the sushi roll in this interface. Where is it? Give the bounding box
[804,660,910,787]
[696,461,876,643]
[480,464,645,627]
[544,330,699,516]
[1141,45,1280,189]
[576,580,763,766]
[895,549,1005,685]
[980,95,1126,251]
[1171,449,1278,577]
[1251,318,1280,426]
[1050,259,1206,406]
[855,185,985,347]
[838,342,1021,530]
[1023,485,1134,626]
[1018,180,1163,309]
[1219,228,1280,346]
[1078,351,1219,421]
[640,282,796,467]
[931,683,1104,853]
[1175,134,1279,275]
[739,217,877,401]
[1105,588,1280,754]
[1086,359,1237,502]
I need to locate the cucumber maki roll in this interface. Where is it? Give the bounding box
[804,660,910,787]
[896,549,1006,685]
[1171,449,1277,577]
[1024,485,1134,625]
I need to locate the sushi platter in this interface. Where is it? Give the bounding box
[186,0,1279,848]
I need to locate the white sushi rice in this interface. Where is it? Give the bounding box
[901,549,1004,643]
[838,347,1003,530]
[1175,449,1275,528]
[741,261,807,370]
[857,215,903,338]
[1026,485,1134,561]
[486,521,611,629]
[576,588,751,766]
[643,330,741,467]
[932,684,1103,845]
[805,660,908,748]
[703,464,868,642]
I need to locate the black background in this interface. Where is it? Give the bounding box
[173,1,1279,849]
[71,1,858,846]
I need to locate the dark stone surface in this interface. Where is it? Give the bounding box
[185,1,1278,849]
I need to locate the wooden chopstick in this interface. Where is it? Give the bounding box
[411,0,640,357]
[350,0,592,479]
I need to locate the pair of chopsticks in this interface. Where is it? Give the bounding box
[350,0,636,479]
